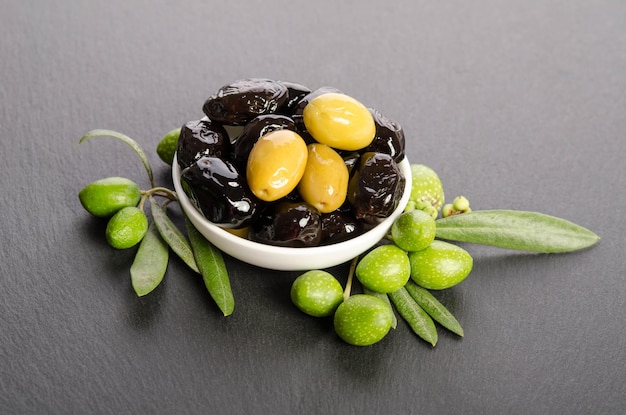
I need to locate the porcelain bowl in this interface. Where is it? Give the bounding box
[172,156,411,271]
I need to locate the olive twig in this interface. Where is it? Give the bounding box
[138,187,178,211]
[343,255,359,301]
[146,187,178,202]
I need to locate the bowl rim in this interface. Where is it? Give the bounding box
[172,154,411,269]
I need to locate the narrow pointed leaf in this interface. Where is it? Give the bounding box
[185,216,234,316]
[436,210,600,253]
[79,129,154,187]
[130,222,169,296]
[404,281,463,337]
[389,287,437,346]
[149,197,199,273]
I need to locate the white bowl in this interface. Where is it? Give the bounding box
[172,156,412,271]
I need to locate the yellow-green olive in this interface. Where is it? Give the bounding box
[298,143,349,213]
[302,92,375,151]
[246,129,308,202]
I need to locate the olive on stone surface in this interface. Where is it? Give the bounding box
[251,201,322,247]
[231,114,296,168]
[362,108,406,162]
[347,152,406,224]
[202,78,289,126]
[176,118,230,169]
[180,156,260,228]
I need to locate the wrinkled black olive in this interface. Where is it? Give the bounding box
[290,86,343,137]
[176,118,230,169]
[202,79,289,126]
[231,114,296,168]
[361,108,406,162]
[320,211,366,245]
[342,152,361,176]
[276,81,311,114]
[347,152,406,224]
[251,202,321,247]
[181,156,260,228]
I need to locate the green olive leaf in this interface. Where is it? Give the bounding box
[130,222,169,297]
[404,281,463,337]
[79,129,154,188]
[389,287,437,346]
[149,197,199,273]
[184,216,234,316]
[435,210,600,253]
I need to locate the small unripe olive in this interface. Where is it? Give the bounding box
[291,270,344,317]
[356,245,411,293]
[78,177,141,218]
[333,294,393,346]
[391,210,436,252]
[105,206,148,249]
[409,240,473,290]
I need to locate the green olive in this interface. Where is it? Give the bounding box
[409,240,473,290]
[291,270,344,317]
[298,143,349,213]
[302,92,375,151]
[391,210,436,252]
[105,206,149,249]
[355,244,411,293]
[333,294,393,346]
[78,177,141,218]
[246,129,308,202]
[156,127,181,165]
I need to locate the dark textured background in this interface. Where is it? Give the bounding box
[1,1,624,414]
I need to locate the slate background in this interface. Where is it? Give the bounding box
[1,1,624,414]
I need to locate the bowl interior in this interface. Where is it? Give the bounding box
[172,156,412,271]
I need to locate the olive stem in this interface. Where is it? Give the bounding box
[138,187,178,211]
[343,255,359,301]
[144,187,178,201]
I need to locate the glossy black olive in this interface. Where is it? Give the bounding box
[251,202,321,247]
[276,81,311,114]
[202,79,289,126]
[176,118,230,169]
[320,211,366,245]
[180,156,260,228]
[347,152,406,224]
[342,152,361,176]
[231,114,296,168]
[361,108,406,162]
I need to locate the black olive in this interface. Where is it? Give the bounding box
[251,202,321,247]
[176,118,230,170]
[342,152,361,176]
[202,79,289,126]
[231,114,296,168]
[320,211,366,245]
[276,81,311,114]
[347,152,406,224]
[361,108,406,162]
[180,156,260,228]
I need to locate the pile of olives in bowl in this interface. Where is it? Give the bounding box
[172,78,410,270]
